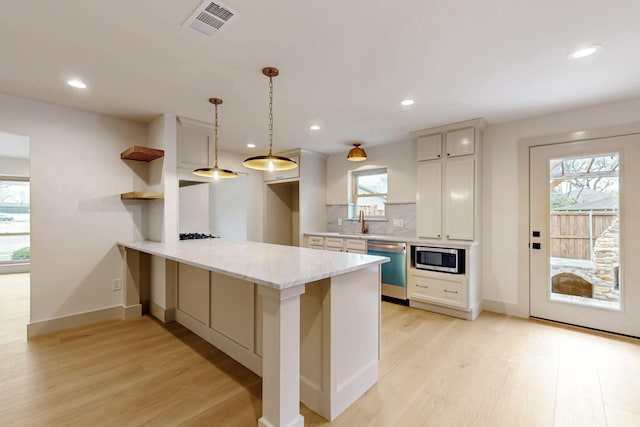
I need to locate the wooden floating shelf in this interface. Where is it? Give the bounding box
[120,146,164,162]
[120,191,164,200]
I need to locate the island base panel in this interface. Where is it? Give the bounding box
[300,266,380,420]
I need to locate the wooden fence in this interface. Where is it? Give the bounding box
[550,212,617,260]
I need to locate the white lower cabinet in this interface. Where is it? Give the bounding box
[323,237,344,251]
[306,235,367,254]
[408,270,467,310]
[306,235,324,250]
[344,238,366,254]
[407,243,480,320]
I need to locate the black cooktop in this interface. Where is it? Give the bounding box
[179,233,219,240]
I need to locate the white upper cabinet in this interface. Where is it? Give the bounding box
[444,157,474,240]
[177,117,212,169]
[417,134,443,161]
[445,127,475,158]
[412,118,485,243]
[416,161,442,239]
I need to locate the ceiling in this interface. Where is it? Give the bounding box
[1,1,639,156]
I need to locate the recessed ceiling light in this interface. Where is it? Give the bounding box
[568,45,602,59]
[67,79,87,89]
[310,125,320,130]
[246,143,256,148]
[401,99,414,106]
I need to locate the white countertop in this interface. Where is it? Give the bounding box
[305,232,479,248]
[118,239,389,290]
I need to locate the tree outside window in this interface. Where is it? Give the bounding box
[0,179,30,262]
[350,168,387,218]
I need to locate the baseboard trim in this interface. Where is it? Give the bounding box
[27,305,143,338]
[481,299,529,318]
[149,301,175,323]
[409,299,479,320]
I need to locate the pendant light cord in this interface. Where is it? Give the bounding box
[214,102,219,168]
[268,75,274,156]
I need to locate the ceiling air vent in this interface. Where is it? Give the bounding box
[183,1,236,37]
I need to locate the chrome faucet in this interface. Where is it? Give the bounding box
[359,210,369,234]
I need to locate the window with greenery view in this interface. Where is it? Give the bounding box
[550,154,618,210]
[0,178,30,263]
[350,168,387,218]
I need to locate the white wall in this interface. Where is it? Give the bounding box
[179,183,210,234]
[0,92,147,324]
[146,114,178,243]
[210,174,248,240]
[482,96,640,316]
[326,140,415,205]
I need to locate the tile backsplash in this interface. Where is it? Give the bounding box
[326,203,416,236]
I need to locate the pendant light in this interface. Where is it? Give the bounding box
[243,67,298,171]
[347,143,367,161]
[193,98,238,180]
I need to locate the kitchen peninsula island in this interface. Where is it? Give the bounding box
[118,239,388,427]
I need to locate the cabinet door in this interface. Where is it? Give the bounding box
[307,235,324,248]
[416,161,442,239]
[263,154,300,182]
[444,158,474,240]
[445,128,475,157]
[324,237,344,251]
[344,238,366,254]
[417,134,442,161]
[177,123,212,169]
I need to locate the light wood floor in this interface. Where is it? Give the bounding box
[2,274,640,426]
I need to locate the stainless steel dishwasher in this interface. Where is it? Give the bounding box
[367,240,407,301]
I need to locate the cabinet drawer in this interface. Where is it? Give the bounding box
[344,239,366,252]
[324,237,344,250]
[409,274,467,309]
[307,236,324,247]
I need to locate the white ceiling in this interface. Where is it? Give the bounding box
[1,1,639,156]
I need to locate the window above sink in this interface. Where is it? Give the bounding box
[348,167,388,219]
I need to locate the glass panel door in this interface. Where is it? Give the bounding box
[530,135,640,337]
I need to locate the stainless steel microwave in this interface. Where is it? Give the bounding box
[413,246,465,274]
